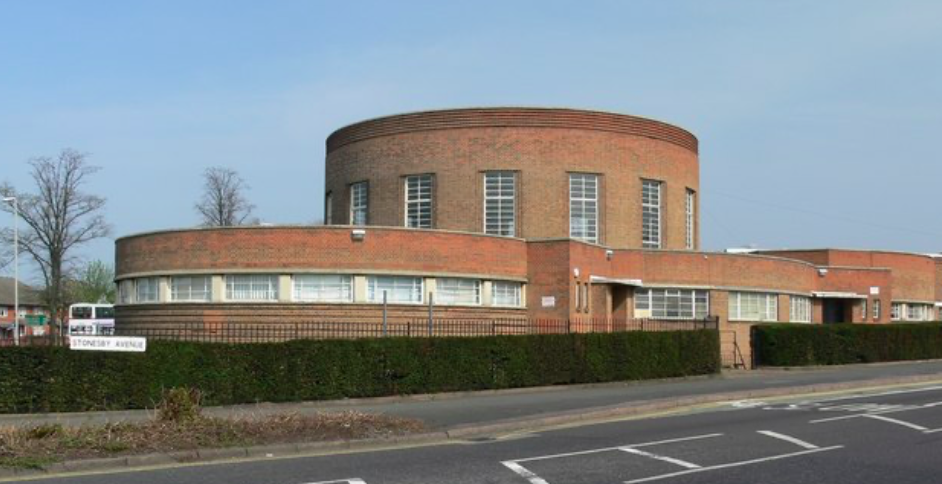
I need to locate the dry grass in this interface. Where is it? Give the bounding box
[0,411,425,469]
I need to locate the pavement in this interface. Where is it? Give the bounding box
[4,360,942,482]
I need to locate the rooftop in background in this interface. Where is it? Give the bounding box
[0,277,43,306]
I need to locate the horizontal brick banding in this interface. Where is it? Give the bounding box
[327,107,698,154]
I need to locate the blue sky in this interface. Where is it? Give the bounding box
[2,1,941,281]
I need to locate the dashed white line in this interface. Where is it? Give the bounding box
[302,480,367,484]
[864,414,929,431]
[619,448,702,469]
[622,446,844,484]
[501,461,550,484]
[757,430,820,450]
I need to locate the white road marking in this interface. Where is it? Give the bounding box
[302,480,367,484]
[622,446,844,484]
[619,448,702,469]
[501,461,550,484]
[757,430,820,450]
[864,414,929,431]
[810,400,942,423]
[508,433,723,463]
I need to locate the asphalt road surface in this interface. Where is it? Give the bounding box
[11,382,942,484]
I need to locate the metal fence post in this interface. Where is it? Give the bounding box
[427,292,434,337]
[382,291,388,337]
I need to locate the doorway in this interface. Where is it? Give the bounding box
[823,299,850,323]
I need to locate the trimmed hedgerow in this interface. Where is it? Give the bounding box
[0,330,719,414]
[753,323,942,367]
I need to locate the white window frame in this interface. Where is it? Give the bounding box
[435,278,481,306]
[634,288,709,320]
[790,296,812,323]
[685,189,695,250]
[225,275,279,302]
[492,281,523,307]
[405,175,433,229]
[367,276,424,304]
[569,173,598,243]
[135,277,159,303]
[873,299,882,320]
[0,308,7,318]
[729,292,778,322]
[891,302,902,321]
[118,280,133,304]
[293,274,353,303]
[170,276,213,302]
[861,299,868,321]
[642,179,662,249]
[350,182,368,226]
[484,171,516,236]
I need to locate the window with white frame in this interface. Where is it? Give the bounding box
[435,278,481,305]
[891,302,902,321]
[634,288,709,319]
[642,179,662,248]
[790,296,811,323]
[118,280,133,304]
[729,292,778,321]
[350,182,368,225]
[367,276,423,303]
[861,299,868,321]
[569,173,598,243]
[484,172,516,236]
[135,277,159,303]
[293,275,352,302]
[225,275,279,301]
[324,192,333,225]
[492,281,523,307]
[685,189,695,250]
[405,175,433,228]
[873,299,882,320]
[171,276,212,302]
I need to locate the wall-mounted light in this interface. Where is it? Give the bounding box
[818,268,828,277]
[351,229,366,241]
[605,249,614,261]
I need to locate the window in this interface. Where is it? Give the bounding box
[790,296,811,323]
[484,172,516,236]
[0,308,6,318]
[685,189,695,250]
[118,280,133,304]
[405,175,433,228]
[436,278,481,305]
[350,182,368,225]
[892,302,934,321]
[861,299,868,321]
[492,281,523,307]
[325,192,333,225]
[569,173,598,243]
[293,275,352,302]
[634,288,709,319]
[367,276,423,303]
[225,275,279,301]
[906,304,928,321]
[891,303,902,321]
[873,299,882,321]
[729,292,778,321]
[642,179,662,248]
[171,276,212,302]
[135,277,159,303]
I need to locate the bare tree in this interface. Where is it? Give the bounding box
[194,167,255,226]
[0,149,111,333]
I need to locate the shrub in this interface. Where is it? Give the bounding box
[0,330,719,414]
[753,323,942,367]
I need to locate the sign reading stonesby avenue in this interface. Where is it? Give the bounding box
[69,336,147,353]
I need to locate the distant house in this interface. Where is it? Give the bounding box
[0,277,49,340]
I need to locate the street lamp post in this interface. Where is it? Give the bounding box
[3,197,18,346]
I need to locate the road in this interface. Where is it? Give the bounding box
[9,382,942,484]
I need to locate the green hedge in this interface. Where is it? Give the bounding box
[0,330,719,413]
[753,323,942,367]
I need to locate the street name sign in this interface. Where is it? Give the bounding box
[69,336,147,352]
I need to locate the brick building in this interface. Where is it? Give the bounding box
[113,108,942,346]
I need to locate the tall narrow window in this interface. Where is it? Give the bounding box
[324,192,333,225]
[685,189,695,250]
[873,299,881,321]
[135,277,159,303]
[484,172,516,236]
[569,173,598,243]
[405,175,433,228]
[642,180,662,248]
[350,182,368,225]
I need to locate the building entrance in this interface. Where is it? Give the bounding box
[823,299,850,323]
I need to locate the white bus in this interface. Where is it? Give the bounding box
[68,303,116,336]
